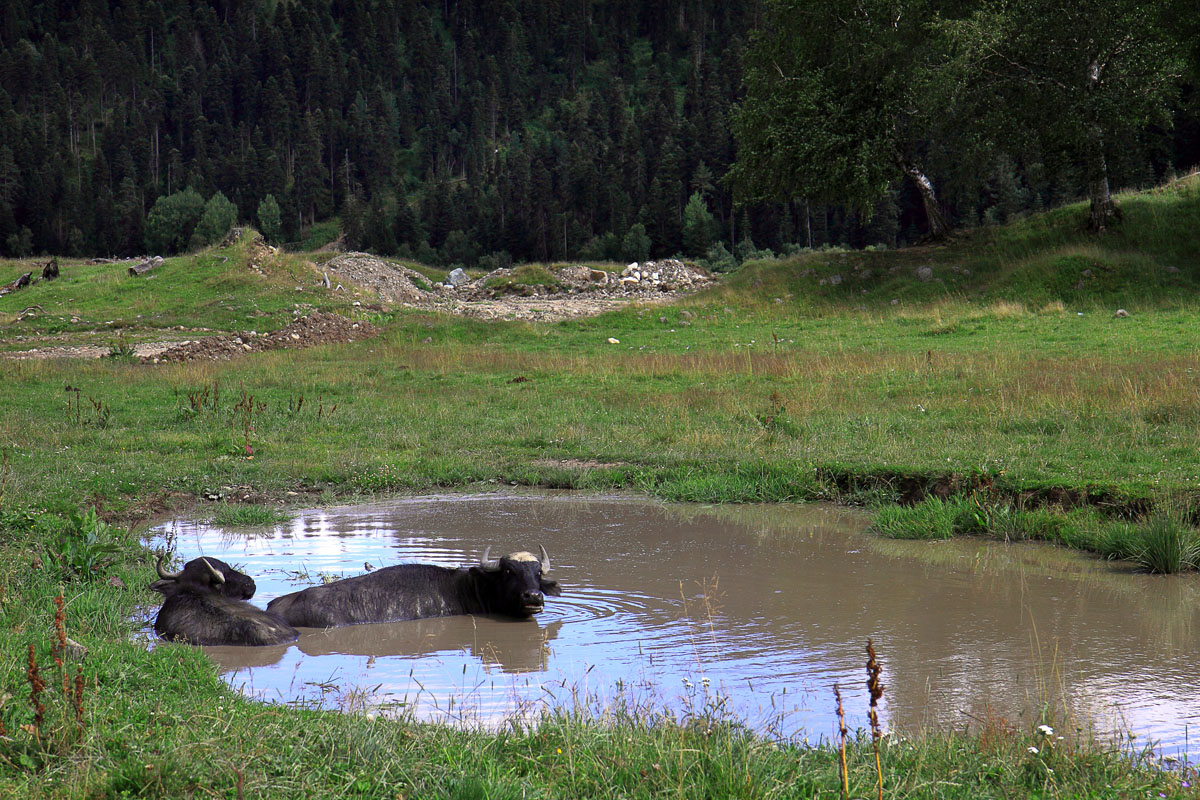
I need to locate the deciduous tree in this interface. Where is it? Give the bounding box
[731,0,966,239]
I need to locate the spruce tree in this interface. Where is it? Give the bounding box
[257,193,282,244]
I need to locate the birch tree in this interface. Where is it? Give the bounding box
[731,0,967,239]
[945,0,1187,231]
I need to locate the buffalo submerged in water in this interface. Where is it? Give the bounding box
[267,546,562,628]
[151,556,299,646]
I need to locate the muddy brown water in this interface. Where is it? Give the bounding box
[149,493,1200,758]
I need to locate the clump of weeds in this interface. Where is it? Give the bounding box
[0,591,90,771]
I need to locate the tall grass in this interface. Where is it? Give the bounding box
[1134,505,1200,574]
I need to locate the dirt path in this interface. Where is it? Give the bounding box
[2,255,711,361]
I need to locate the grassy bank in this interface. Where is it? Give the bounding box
[3,177,1200,795]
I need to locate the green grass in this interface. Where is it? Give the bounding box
[0,228,355,342]
[289,218,342,252]
[4,176,1200,795]
[208,502,293,528]
[482,264,567,293]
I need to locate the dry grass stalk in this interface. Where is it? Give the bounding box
[866,639,885,800]
[73,666,85,731]
[53,590,69,698]
[834,682,849,799]
[26,643,45,738]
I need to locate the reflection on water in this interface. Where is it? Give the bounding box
[149,492,1200,758]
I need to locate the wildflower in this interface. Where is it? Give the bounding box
[1027,746,1039,755]
[1036,724,1054,736]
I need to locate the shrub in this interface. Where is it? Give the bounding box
[144,187,205,254]
[621,223,651,263]
[703,241,739,273]
[256,193,282,244]
[193,191,238,247]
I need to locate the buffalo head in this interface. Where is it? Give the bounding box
[151,555,256,600]
[472,545,561,617]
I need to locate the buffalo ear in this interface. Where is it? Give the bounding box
[540,577,562,597]
[149,578,175,595]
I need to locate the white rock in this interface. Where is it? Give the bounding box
[607,337,620,344]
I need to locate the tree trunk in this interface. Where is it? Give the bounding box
[1086,126,1117,232]
[904,164,951,240]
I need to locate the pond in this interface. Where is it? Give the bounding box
[149,492,1200,759]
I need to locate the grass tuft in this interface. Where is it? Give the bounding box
[1134,504,1200,574]
[209,502,292,528]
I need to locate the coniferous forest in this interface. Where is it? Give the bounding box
[0,0,1197,265]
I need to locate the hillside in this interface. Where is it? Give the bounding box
[0,0,1195,268]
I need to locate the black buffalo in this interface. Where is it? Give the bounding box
[267,546,562,628]
[151,556,299,646]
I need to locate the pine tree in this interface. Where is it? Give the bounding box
[682,191,714,257]
[257,193,282,244]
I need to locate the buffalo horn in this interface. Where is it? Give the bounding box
[155,554,182,581]
[478,547,500,572]
[539,545,551,573]
[200,557,226,585]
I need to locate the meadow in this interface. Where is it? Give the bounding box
[1,175,1199,796]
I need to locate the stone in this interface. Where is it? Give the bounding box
[447,267,469,286]
[916,266,933,282]
[64,637,88,661]
[1114,308,1129,318]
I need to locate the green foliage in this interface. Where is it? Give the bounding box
[6,226,33,258]
[52,507,122,581]
[580,232,620,262]
[441,230,478,267]
[731,0,964,223]
[209,503,292,528]
[873,498,960,540]
[621,223,651,264]
[1133,506,1200,574]
[193,191,238,248]
[144,188,205,254]
[257,194,282,245]
[703,241,738,273]
[944,0,1188,229]
[482,264,564,293]
[682,192,716,257]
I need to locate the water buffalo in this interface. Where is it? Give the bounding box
[266,546,562,629]
[150,556,299,646]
